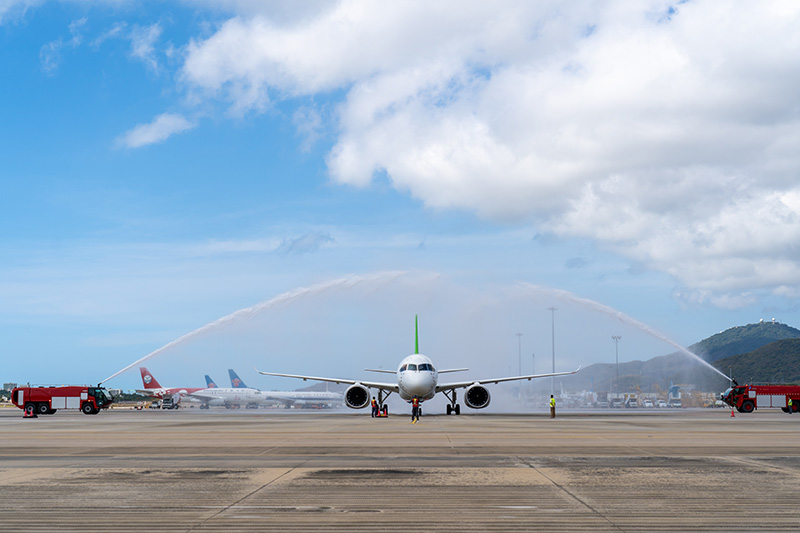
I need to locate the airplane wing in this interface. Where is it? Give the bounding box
[256,370,399,393]
[436,367,581,393]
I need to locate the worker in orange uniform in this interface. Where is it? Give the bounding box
[550,395,556,418]
[411,396,420,424]
[371,397,378,418]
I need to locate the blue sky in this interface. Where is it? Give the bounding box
[2,1,799,392]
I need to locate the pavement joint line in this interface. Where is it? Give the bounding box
[517,456,625,532]
[722,455,800,476]
[184,460,309,532]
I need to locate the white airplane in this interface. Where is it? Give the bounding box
[230,369,342,408]
[188,386,268,409]
[257,316,580,416]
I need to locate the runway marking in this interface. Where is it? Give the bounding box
[517,456,625,532]
[185,462,309,532]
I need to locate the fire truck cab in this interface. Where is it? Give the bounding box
[11,385,115,417]
[720,384,800,413]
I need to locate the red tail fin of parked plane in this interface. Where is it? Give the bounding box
[139,367,163,389]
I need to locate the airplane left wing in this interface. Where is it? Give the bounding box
[256,370,400,393]
[436,367,581,393]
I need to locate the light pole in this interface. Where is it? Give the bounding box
[548,307,557,396]
[516,333,523,376]
[612,335,621,393]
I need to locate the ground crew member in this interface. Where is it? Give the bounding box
[550,395,556,418]
[411,396,420,423]
[371,397,378,418]
[789,398,793,414]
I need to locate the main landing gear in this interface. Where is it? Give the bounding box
[374,389,391,417]
[443,390,461,415]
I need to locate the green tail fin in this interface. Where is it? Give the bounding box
[415,315,419,354]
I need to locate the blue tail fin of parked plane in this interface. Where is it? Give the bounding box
[229,369,247,388]
[205,375,218,388]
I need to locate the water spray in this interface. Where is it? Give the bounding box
[100,271,408,385]
[519,283,731,382]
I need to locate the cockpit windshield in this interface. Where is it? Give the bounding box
[407,363,418,371]
[418,363,434,372]
[400,364,407,372]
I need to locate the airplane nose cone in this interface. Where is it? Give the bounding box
[406,373,435,396]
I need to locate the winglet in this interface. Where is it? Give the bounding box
[415,315,419,354]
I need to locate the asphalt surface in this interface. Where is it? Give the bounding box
[1,407,799,532]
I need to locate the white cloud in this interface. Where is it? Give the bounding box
[0,0,41,24]
[39,16,87,74]
[117,113,195,148]
[129,22,163,73]
[177,0,800,304]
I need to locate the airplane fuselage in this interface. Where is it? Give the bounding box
[397,354,437,402]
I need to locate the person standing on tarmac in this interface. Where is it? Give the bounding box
[789,398,793,414]
[550,395,556,418]
[371,397,378,418]
[411,396,420,423]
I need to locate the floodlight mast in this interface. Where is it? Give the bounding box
[612,335,622,393]
[548,307,557,396]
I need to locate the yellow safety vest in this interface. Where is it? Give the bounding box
[549,398,555,408]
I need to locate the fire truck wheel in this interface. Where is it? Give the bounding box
[742,400,755,413]
[37,403,50,415]
[81,403,97,415]
[24,403,36,416]
[793,403,800,413]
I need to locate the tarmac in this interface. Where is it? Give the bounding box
[1,407,799,532]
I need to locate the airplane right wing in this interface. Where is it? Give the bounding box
[437,367,582,392]
[256,370,400,393]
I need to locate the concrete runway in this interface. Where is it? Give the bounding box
[1,407,799,532]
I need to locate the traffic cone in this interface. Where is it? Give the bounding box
[23,406,37,419]
[730,407,735,417]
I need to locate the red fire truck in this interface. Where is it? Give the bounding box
[11,385,115,417]
[720,383,800,413]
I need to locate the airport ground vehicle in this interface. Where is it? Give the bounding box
[11,385,114,416]
[720,384,800,413]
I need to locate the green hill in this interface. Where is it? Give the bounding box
[712,338,800,384]
[689,322,800,362]
[559,321,800,392]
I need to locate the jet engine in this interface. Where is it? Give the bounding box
[344,384,370,409]
[464,384,491,409]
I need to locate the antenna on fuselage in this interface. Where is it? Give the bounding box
[415,315,419,354]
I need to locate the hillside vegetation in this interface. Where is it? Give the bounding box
[712,338,800,384]
[559,322,800,392]
[689,322,800,362]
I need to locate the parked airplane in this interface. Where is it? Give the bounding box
[230,368,342,408]
[188,380,268,409]
[258,316,580,416]
[136,367,206,407]
[205,375,219,388]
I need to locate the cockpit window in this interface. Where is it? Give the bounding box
[418,363,434,371]
[407,363,418,371]
[400,364,407,372]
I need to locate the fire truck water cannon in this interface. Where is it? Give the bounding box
[11,385,115,418]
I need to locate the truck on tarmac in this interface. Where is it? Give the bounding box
[11,385,115,417]
[720,383,800,413]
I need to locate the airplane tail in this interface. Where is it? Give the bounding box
[139,367,162,389]
[205,375,218,388]
[415,315,419,355]
[228,369,247,388]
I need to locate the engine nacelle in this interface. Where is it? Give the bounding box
[464,384,491,409]
[344,384,370,409]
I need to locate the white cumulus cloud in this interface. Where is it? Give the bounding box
[177,0,800,304]
[117,113,195,148]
